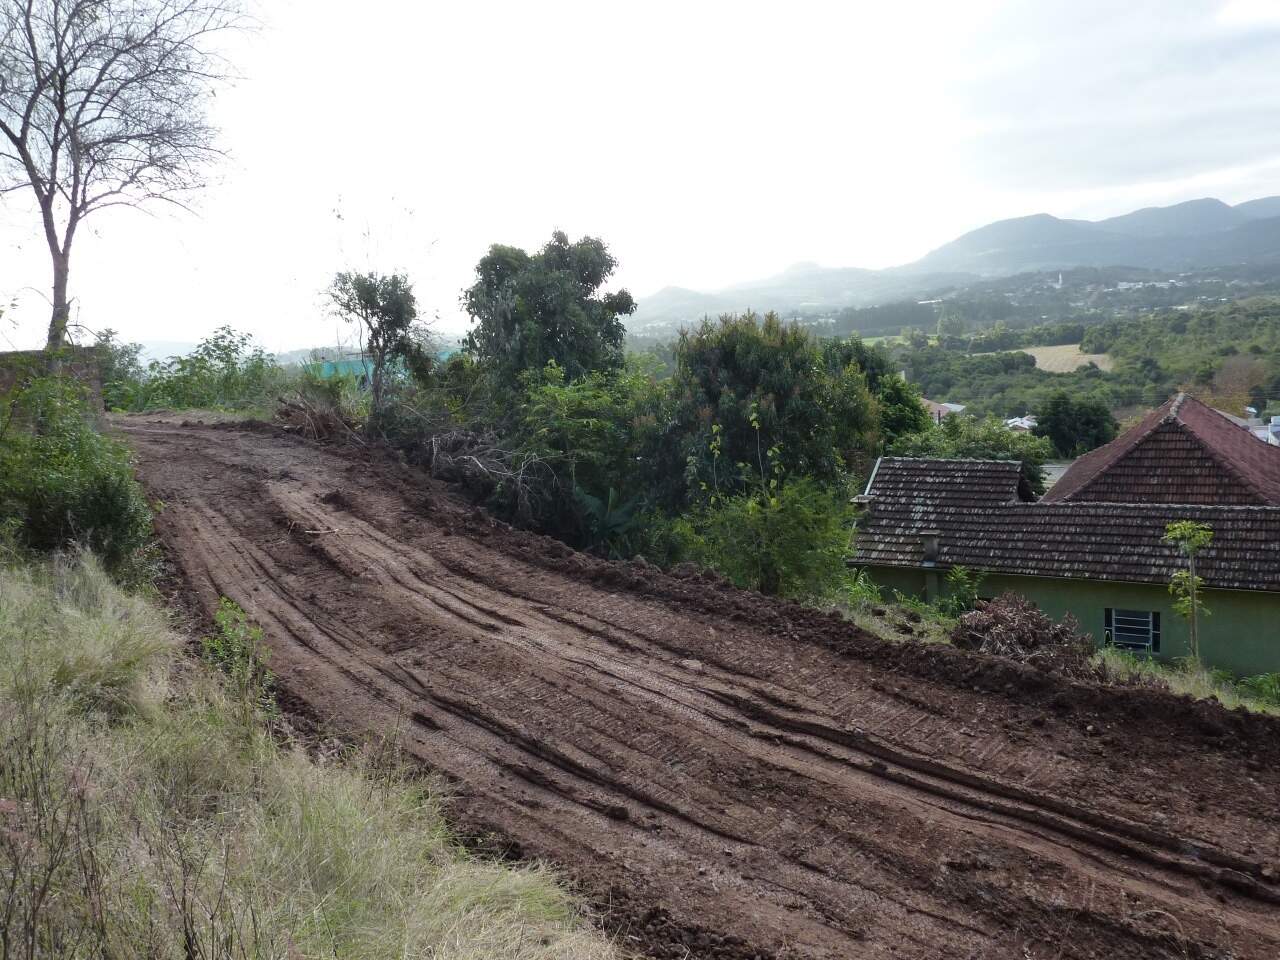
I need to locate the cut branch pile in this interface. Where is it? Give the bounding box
[423,429,558,526]
[951,593,1098,680]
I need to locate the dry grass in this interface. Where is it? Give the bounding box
[1020,343,1115,372]
[0,553,619,960]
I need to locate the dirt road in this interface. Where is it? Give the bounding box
[121,417,1280,960]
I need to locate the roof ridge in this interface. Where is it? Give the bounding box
[879,456,1023,465]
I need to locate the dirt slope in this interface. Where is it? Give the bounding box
[120,417,1280,960]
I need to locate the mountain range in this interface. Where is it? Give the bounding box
[630,196,1280,332]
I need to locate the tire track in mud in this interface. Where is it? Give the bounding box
[120,418,1280,960]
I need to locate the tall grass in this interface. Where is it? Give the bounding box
[1095,646,1280,715]
[0,553,617,960]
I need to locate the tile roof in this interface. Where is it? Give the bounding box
[852,457,1280,592]
[1043,393,1280,505]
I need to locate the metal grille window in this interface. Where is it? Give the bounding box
[1104,608,1161,653]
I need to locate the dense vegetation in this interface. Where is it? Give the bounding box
[79,246,1280,608]
[878,297,1280,422]
[0,375,151,577]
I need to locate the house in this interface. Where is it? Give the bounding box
[1004,414,1037,433]
[850,394,1280,676]
[921,399,967,423]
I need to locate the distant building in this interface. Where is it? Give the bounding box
[1004,414,1037,433]
[921,399,966,423]
[850,394,1280,676]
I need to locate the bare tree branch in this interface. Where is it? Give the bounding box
[0,0,245,350]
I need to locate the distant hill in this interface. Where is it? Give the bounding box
[629,195,1280,334]
[909,197,1280,276]
[630,265,967,332]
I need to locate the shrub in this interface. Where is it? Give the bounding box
[0,376,151,574]
[668,476,852,597]
[934,565,985,618]
[1238,672,1280,706]
[133,325,289,411]
[203,597,276,718]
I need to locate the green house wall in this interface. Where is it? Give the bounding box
[862,565,1280,678]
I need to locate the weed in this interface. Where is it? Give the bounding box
[202,597,276,719]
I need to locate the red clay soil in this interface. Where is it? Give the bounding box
[118,417,1280,960]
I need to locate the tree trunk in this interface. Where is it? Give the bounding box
[1188,555,1199,664]
[46,250,71,353]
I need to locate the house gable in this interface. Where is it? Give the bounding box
[1044,393,1280,505]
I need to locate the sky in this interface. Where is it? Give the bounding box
[4,0,1280,353]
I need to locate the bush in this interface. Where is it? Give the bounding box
[0,376,151,574]
[666,476,852,597]
[132,325,289,411]
[1238,672,1280,706]
[203,597,276,718]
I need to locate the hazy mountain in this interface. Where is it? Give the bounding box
[629,195,1280,333]
[910,197,1280,276]
[1095,198,1246,237]
[1236,196,1280,220]
[630,264,966,332]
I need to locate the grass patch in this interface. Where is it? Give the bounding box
[831,580,1280,715]
[0,552,618,959]
[1095,647,1280,715]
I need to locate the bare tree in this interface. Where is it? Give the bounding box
[0,0,243,352]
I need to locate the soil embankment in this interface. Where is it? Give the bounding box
[120,416,1280,960]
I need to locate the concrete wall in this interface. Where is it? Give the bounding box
[863,564,1280,678]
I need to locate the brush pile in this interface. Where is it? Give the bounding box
[951,593,1097,679]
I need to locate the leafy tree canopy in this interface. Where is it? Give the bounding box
[329,271,429,420]
[888,414,1052,496]
[875,375,931,445]
[1032,391,1118,457]
[666,312,880,507]
[463,231,636,387]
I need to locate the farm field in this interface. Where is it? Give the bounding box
[1021,343,1115,372]
[119,416,1280,960]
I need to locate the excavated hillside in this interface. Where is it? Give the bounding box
[120,416,1280,960]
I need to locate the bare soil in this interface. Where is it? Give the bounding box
[119,416,1280,960]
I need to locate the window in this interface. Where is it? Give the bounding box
[1104,608,1161,653]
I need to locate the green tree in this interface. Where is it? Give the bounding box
[329,271,427,422]
[671,476,851,597]
[508,359,660,548]
[937,313,967,340]
[463,231,636,387]
[1033,392,1118,457]
[665,312,879,508]
[875,375,931,445]
[888,414,1053,496]
[1162,520,1213,665]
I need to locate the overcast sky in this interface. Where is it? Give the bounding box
[4,0,1280,353]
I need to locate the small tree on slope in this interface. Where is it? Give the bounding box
[1163,520,1213,665]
